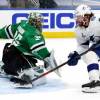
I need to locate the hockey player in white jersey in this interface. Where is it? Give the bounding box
[67,4,100,93]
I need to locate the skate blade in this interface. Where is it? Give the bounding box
[14,83,33,89]
[82,87,100,93]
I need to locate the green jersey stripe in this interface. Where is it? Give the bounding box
[7,25,14,38]
[5,26,11,38]
[31,44,45,51]
[30,41,45,50]
[32,45,46,53]
[5,25,13,38]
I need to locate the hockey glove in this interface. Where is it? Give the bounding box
[44,50,61,77]
[67,51,80,66]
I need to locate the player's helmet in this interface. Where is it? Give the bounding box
[75,4,92,17]
[28,12,43,32]
[75,4,93,28]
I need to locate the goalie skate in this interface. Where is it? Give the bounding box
[11,77,33,88]
[11,75,46,88]
[11,76,46,88]
[11,66,46,88]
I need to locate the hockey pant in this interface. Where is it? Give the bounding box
[92,45,100,58]
[2,43,37,76]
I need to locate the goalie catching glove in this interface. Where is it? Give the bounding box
[67,51,80,66]
[44,50,61,77]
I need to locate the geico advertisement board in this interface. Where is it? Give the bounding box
[0,10,99,38]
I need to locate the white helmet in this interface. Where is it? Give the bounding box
[75,4,92,16]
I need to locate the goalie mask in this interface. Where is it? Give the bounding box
[28,12,43,32]
[75,4,94,28]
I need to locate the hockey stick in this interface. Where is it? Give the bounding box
[10,43,100,84]
[31,43,99,82]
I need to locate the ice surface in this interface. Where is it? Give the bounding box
[0,39,100,100]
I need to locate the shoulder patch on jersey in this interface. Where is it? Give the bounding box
[34,35,41,40]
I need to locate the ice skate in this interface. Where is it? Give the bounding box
[82,80,100,93]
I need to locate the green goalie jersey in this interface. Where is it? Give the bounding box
[0,20,50,60]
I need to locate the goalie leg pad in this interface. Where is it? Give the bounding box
[2,43,37,76]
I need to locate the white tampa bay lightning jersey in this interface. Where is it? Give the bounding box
[75,16,100,54]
